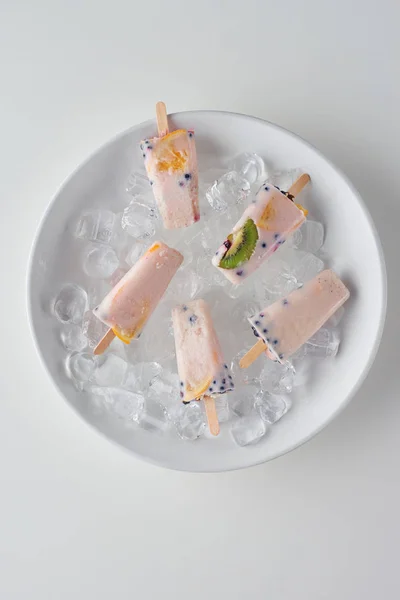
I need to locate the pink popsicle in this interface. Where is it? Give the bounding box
[93,241,183,344]
[212,183,306,284]
[141,129,199,229]
[248,269,350,363]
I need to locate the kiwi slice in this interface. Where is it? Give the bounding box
[219,218,259,269]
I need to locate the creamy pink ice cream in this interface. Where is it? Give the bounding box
[212,184,306,284]
[172,299,234,403]
[141,129,199,229]
[249,269,350,363]
[94,241,183,343]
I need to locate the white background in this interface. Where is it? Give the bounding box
[1,1,399,598]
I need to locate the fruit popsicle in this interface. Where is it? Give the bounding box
[93,241,183,345]
[242,269,350,367]
[212,174,309,284]
[172,299,234,435]
[141,103,199,230]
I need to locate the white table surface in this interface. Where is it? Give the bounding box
[1,1,399,598]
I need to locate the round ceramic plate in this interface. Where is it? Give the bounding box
[27,111,386,472]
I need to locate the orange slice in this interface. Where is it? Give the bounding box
[256,202,276,230]
[185,376,213,401]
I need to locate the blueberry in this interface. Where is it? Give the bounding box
[188,131,193,137]
[142,153,146,158]
[261,242,267,248]
[273,339,278,345]
[220,386,225,391]
[179,181,184,187]
[274,233,280,240]
[252,327,260,338]
[147,145,153,150]
[263,328,268,334]
[180,391,184,398]
[255,320,260,326]
[189,314,198,325]
[283,299,289,305]
[182,305,188,312]
[209,387,213,392]
[184,173,191,180]
[260,313,264,318]
[264,186,269,191]
[224,364,228,369]
[180,381,184,387]
[222,378,226,384]
[213,380,217,385]
[279,354,284,360]
[236,270,244,276]
[149,180,153,185]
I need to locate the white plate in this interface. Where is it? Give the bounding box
[27,111,387,472]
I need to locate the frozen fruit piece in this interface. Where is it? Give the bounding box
[219,218,259,270]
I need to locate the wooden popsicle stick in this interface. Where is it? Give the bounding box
[93,329,116,355]
[156,101,169,137]
[287,173,310,198]
[203,395,220,436]
[239,339,266,369]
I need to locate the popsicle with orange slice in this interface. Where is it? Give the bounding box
[172,299,235,436]
[141,102,199,229]
[212,174,310,284]
[92,241,183,355]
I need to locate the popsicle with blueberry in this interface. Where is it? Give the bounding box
[92,241,183,355]
[172,299,235,436]
[240,269,350,368]
[141,102,199,229]
[212,174,310,283]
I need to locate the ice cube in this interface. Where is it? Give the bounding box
[60,324,87,352]
[91,386,144,421]
[82,310,108,349]
[174,402,206,440]
[124,242,146,267]
[231,412,268,446]
[73,209,116,245]
[292,221,324,253]
[265,169,302,193]
[284,249,324,283]
[87,281,111,309]
[66,352,97,385]
[305,328,340,358]
[83,245,119,279]
[167,268,202,301]
[229,153,266,185]
[230,384,260,417]
[124,361,162,392]
[231,348,262,385]
[53,284,87,324]
[91,353,128,387]
[149,370,180,410]
[213,395,231,423]
[206,171,250,212]
[121,202,156,239]
[255,391,291,424]
[137,396,169,432]
[260,360,295,394]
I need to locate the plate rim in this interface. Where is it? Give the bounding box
[26,109,388,472]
